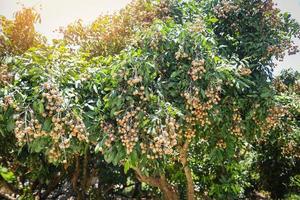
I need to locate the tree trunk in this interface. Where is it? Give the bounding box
[0,179,17,200]
[71,156,82,199]
[160,175,180,200]
[41,172,63,199]
[180,139,195,200]
[183,165,195,200]
[135,169,179,200]
[161,187,179,200]
[81,149,89,191]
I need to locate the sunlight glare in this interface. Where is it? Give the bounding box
[0,0,132,38]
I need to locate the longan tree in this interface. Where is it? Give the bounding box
[0,0,299,199]
[90,0,299,199]
[0,7,45,61]
[60,0,171,57]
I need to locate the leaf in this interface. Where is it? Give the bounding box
[124,160,131,174]
[0,166,15,183]
[38,102,45,114]
[7,118,15,132]
[130,150,138,167]
[95,143,101,153]
[29,137,50,153]
[104,148,116,164]
[113,149,125,166]
[33,101,44,114]
[33,101,39,112]
[208,17,219,23]
[43,118,52,131]
[93,84,98,94]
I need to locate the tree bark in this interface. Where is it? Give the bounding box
[41,171,63,199]
[183,165,195,200]
[180,139,195,200]
[135,168,179,200]
[81,149,88,191]
[71,156,82,200]
[0,179,17,200]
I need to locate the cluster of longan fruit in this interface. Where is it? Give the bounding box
[190,17,205,33]
[213,0,239,19]
[114,108,179,158]
[273,79,288,93]
[282,141,300,158]
[58,138,71,149]
[157,0,170,16]
[150,32,162,50]
[129,0,164,27]
[48,113,88,162]
[267,45,283,59]
[260,106,286,134]
[183,86,220,127]
[79,73,92,82]
[127,76,143,86]
[14,115,46,144]
[216,139,227,149]
[179,126,196,141]
[293,82,300,93]
[188,60,206,81]
[0,65,13,85]
[47,114,88,162]
[48,147,62,163]
[175,51,189,60]
[68,118,88,142]
[140,142,147,154]
[149,117,178,157]
[184,105,208,126]
[100,122,116,148]
[205,86,221,109]
[13,82,89,163]
[117,110,139,154]
[238,67,252,76]
[230,109,243,137]
[260,0,282,28]
[42,82,64,117]
[133,86,148,101]
[1,95,14,111]
[49,114,88,143]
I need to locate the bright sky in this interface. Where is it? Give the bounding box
[0,0,299,74]
[0,0,132,38]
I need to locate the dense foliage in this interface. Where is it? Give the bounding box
[0,0,299,199]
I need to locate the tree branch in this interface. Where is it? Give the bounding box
[135,168,179,200]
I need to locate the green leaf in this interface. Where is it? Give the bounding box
[130,150,138,167]
[38,102,45,114]
[93,84,98,94]
[43,118,52,131]
[104,148,116,164]
[33,101,45,114]
[33,101,39,112]
[0,166,15,183]
[29,137,50,153]
[112,150,125,166]
[95,143,102,153]
[7,119,15,132]
[208,17,219,23]
[124,160,131,174]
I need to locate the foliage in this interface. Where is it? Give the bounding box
[61,0,171,57]
[0,0,299,199]
[252,69,300,199]
[0,7,45,62]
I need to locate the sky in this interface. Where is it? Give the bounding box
[0,0,299,74]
